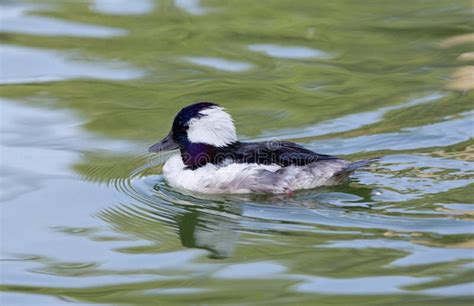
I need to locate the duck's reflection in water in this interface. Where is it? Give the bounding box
[176,208,239,259]
[98,179,244,259]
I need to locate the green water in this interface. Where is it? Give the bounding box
[1,0,473,305]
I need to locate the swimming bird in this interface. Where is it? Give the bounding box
[149,102,376,194]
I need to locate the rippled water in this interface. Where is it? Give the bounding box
[1,0,473,305]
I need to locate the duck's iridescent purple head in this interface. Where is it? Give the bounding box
[149,102,237,153]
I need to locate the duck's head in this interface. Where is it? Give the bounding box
[149,102,237,154]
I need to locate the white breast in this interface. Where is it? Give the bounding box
[162,154,348,194]
[162,154,281,193]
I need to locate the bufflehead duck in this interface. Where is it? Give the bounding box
[149,102,375,194]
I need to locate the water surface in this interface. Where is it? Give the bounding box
[0,0,473,305]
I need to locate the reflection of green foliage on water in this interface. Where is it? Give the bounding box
[1,0,472,141]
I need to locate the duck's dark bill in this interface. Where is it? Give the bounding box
[149,133,179,152]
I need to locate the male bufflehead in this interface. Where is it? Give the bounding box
[149,102,375,194]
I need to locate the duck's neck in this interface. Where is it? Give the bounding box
[180,142,238,170]
[180,143,216,169]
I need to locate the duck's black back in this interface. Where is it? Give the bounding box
[218,141,339,167]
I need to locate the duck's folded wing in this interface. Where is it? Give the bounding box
[227,141,339,167]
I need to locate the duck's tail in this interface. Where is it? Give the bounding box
[335,157,380,176]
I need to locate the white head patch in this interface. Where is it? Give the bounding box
[187,106,237,147]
